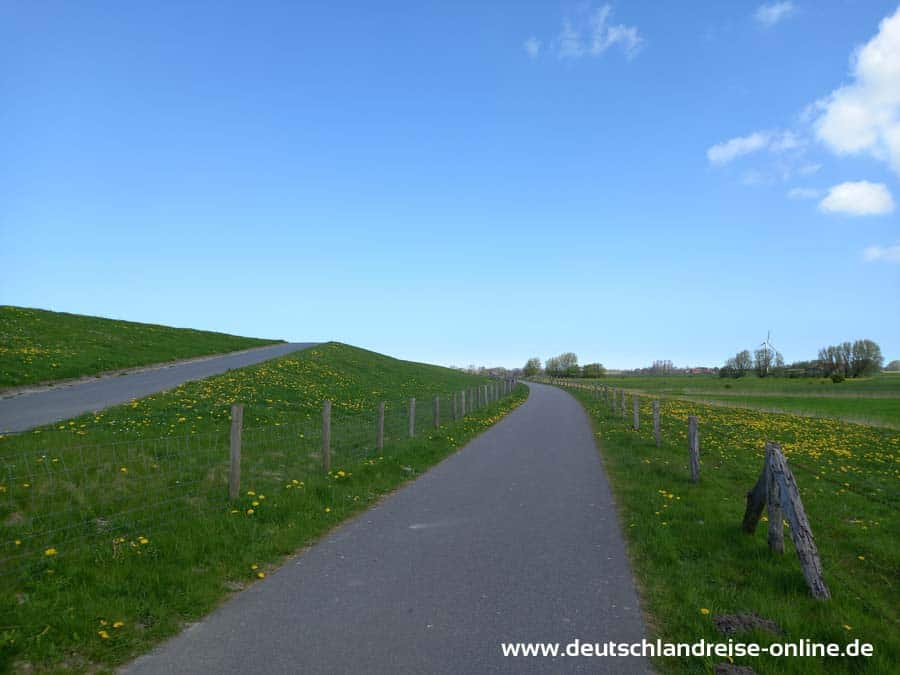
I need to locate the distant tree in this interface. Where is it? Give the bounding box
[650,360,674,375]
[523,357,542,377]
[850,339,883,377]
[582,363,606,378]
[886,359,900,372]
[544,356,561,376]
[754,347,783,377]
[734,350,752,377]
[819,339,882,377]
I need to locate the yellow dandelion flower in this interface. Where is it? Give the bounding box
[120,467,128,473]
[843,624,853,631]
[251,563,258,570]
[325,507,331,513]
[246,490,256,496]
[700,608,710,615]
[857,555,865,561]
[252,501,260,507]
[246,509,254,515]
[98,630,109,639]
[138,537,149,545]
[113,621,125,629]
[44,547,58,556]
[257,571,266,579]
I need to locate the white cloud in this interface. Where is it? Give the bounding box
[706,130,801,164]
[524,37,542,59]
[814,7,900,176]
[819,181,895,215]
[755,2,796,27]
[863,244,900,262]
[707,132,770,164]
[788,187,820,199]
[554,4,643,60]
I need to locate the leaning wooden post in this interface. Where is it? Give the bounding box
[688,415,700,483]
[765,442,784,554]
[433,396,440,429]
[408,397,416,438]
[321,400,331,473]
[229,403,243,500]
[769,443,830,599]
[376,401,385,453]
[652,400,661,447]
[633,395,640,430]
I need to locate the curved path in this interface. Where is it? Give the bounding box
[0,342,316,433]
[124,383,649,674]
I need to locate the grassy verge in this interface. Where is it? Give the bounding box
[546,374,900,427]
[559,382,898,674]
[0,306,282,388]
[0,342,525,672]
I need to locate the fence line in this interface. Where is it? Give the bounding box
[0,378,519,581]
[535,376,846,599]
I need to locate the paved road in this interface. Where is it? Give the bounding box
[0,343,317,433]
[124,383,649,674]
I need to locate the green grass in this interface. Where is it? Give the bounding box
[0,306,282,389]
[566,374,900,427]
[0,342,524,672]
[559,381,898,674]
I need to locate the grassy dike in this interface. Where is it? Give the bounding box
[0,343,527,672]
[559,384,898,674]
[0,306,282,388]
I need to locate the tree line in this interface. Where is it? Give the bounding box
[721,338,884,380]
[523,353,605,378]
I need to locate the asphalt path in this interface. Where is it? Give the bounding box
[124,382,649,674]
[0,342,317,433]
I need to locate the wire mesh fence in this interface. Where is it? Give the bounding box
[536,377,899,509]
[0,379,519,583]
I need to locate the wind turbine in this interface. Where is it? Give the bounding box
[760,330,778,375]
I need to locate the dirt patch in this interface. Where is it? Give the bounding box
[713,612,783,636]
[714,664,756,675]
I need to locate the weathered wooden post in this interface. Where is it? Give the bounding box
[321,400,331,473]
[765,442,784,554]
[433,396,440,429]
[452,392,459,420]
[229,403,243,500]
[408,397,416,438]
[461,390,467,416]
[633,395,640,430]
[688,415,700,483]
[771,443,830,598]
[376,401,385,453]
[620,390,626,418]
[652,400,660,447]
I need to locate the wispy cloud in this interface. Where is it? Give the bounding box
[813,6,900,177]
[527,4,643,61]
[755,2,796,27]
[788,187,821,199]
[819,181,895,216]
[523,37,542,59]
[706,130,800,164]
[863,244,900,262]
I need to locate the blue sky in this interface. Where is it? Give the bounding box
[1,1,898,369]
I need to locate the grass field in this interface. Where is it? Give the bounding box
[0,342,525,672]
[572,373,900,427]
[559,381,898,674]
[0,306,282,389]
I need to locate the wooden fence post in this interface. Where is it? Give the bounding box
[633,395,640,430]
[652,400,660,447]
[769,443,830,599]
[408,397,416,438]
[229,403,243,500]
[620,390,626,418]
[688,415,700,483]
[433,396,440,429]
[321,400,331,473]
[765,442,784,554]
[376,401,385,453]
